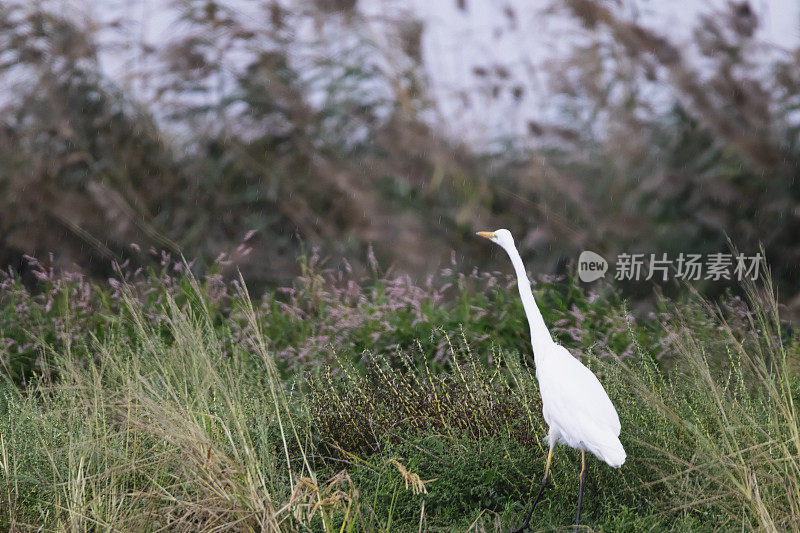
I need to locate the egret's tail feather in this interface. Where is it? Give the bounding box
[599,436,626,468]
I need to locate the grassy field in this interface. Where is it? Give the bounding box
[1,255,799,531]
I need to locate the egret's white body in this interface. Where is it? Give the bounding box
[477,228,624,531]
[537,342,625,467]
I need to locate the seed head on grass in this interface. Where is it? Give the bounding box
[387,458,436,495]
[290,470,360,529]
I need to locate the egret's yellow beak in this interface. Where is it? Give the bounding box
[476,231,495,240]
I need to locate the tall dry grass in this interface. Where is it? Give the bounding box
[1,256,799,530]
[0,273,333,531]
[604,266,800,531]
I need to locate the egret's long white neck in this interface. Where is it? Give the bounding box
[503,243,553,352]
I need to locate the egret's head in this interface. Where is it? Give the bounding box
[476,228,514,249]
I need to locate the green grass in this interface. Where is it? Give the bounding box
[1,262,799,531]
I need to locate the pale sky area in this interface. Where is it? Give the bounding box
[82,0,800,146]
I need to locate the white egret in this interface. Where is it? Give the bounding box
[476,229,625,532]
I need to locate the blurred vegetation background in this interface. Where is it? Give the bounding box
[1,0,799,314]
[5,3,800,529]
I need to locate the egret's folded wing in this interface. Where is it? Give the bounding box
[539,345,622,440]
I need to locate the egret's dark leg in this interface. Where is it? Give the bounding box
[573,450,587,532]
[511,445,554,533]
